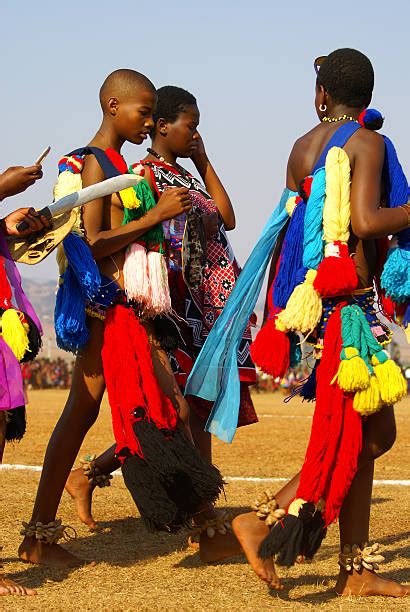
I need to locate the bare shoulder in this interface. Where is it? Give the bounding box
[81,153,105,187]
[346,129,385,168]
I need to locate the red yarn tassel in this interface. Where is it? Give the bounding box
[0,256,12,309]
[313,242,358,297]
[295,304,362,526]
[102,304,177,459]
[250,318,290,378]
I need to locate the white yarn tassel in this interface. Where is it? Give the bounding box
[147,251,171,314]
[123,243,151,304]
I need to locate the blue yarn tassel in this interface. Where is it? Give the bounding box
[63,233,101,300]
[303,168,326,270]
[273,201,307,308]
[54,267,89,353]
[300,361,318,401]
[380,137,410,304]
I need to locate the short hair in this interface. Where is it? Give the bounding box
[153,86,197,124]
[99,69,155,110]
[317,49,374,109]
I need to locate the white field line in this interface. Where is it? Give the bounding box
[0,464,409,487]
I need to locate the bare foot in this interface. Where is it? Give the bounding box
[18,537,93,569]
[199,530,242,563]
[0,574,36,596]
[232,512,283,590]
[335,567,409,597]
[65,468,99,531]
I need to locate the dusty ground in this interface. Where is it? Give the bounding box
[1,390,409,611]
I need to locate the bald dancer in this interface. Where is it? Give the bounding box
[18,69,193,568]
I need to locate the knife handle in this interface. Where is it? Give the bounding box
[16,207,52,232]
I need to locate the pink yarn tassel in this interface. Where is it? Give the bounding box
[147,251,171,315]
[123,243,151,304]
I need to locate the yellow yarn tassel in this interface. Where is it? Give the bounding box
[332,347,370,391]
[276,269,322,334]
[120,187,141,210]
[53,166,84,272]
[405,326,410,344]
[353,375,382,416]
[1,309,29,361]
[323,147,351,244]
[285,195,298,217]
[371,352,407,404]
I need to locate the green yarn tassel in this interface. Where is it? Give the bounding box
[122,175,164,247]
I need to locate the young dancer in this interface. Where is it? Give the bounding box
[19,69,224,569]
[1,163,47,596]
[186,49,409,597]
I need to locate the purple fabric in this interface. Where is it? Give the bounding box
[0,232,43,334]
[0,336,24,411]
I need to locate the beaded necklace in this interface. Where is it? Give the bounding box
[147,147,191,179]
[322,114,358,123]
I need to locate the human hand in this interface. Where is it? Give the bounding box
[1,207,50,237]
[155,187,192,222]
[190,132,208,169]
[202,212,218,239]
[0,165,43,200]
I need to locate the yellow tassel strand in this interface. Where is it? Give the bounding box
[332,347,370,392]
[285,196,298,217]
[53,166,84,273]
[353,375,383,416]
[371,352,407,404]
[1,309,29,361]
[323,147,351,244]
[120,187,141,210]
[276,269,322,334]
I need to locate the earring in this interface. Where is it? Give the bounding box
[319,104,327,112]
[160,129,167,135]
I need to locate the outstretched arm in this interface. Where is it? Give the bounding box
[81,155,192,261]
[191,134,236,230]
[350,130,409,240]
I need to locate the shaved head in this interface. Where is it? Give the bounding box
[99,69,155,112]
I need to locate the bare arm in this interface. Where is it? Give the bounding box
[191,134,236,230]
[81,155,192,261]
[349,131,409,240]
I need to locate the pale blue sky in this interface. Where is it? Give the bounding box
[1,0,409,282]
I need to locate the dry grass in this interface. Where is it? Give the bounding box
[1,391,409,611]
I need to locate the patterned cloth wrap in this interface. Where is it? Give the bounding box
[142,160,257,426]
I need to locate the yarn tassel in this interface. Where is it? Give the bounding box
[0,257,12,309]
[313,147,358,297]
[1,309,29,362]
[54,268,89,353]
[380,246,410,304]
[353,375,382,416]
[276,269,322,334]
[314,242,358,297]
[123,243,151,304]
[62,233,101,300]
[333,346,370,392]
[5,406,26,441]
[147,250,172,315]
[258,499,313,566]
[371,350,407,404]
[300,361,318,401]
[102,304,223,532]
[250,318,290,378]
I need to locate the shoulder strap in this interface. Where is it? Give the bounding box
[68,146,122,179]
[313,122,361,173]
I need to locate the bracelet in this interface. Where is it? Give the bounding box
[401,202,410,227]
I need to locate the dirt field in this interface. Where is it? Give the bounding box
[1,390,409,611]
